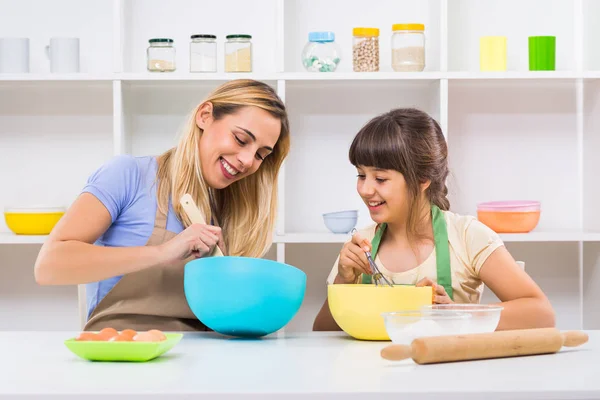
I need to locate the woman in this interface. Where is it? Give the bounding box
[313,108,554,332]
[35,79,290,332]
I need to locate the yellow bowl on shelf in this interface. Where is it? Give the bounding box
[4,207,65,235]
[328,284,433,341]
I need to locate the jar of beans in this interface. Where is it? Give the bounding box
[352,27,379,72]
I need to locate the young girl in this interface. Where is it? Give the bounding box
[313,108,555,331]
[35,79,290,332]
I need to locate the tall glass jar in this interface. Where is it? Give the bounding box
[352,27,379,72]
[190,34,217,72]
[301,31,341,72]
[225,34,252,72]
[391,24,425,72]
[147,38,176,72]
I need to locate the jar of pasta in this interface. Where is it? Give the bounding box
[190,34,217,72]
[147,38,176,72]
[225,34,252,72]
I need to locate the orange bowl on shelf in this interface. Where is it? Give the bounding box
[476,201,540,233]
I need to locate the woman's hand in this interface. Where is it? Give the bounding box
[335,231,373,284]
[416,277,454,304]
[158,223,223,265]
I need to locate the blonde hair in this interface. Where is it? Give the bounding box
[156,79,290,257]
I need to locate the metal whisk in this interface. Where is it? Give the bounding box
[351,228,393,287]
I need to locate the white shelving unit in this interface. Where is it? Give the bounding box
[1,0,599,333]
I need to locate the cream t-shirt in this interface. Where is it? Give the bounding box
[326,210,504,304]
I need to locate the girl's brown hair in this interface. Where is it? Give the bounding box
[156,79,290,257]
[349,108,449,241]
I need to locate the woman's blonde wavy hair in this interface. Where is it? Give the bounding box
[155,79,290,258]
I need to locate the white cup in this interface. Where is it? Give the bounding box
[0,38,30,73]
[46,37,80,73]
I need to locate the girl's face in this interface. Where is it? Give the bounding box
[197,103,281,189]
[356,166,411,225]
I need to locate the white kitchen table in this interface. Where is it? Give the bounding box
[0,330,597,399]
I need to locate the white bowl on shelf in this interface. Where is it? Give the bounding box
[322,210,358,234]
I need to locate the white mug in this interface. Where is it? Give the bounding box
[0,38,29,73]
[46,37,79,73]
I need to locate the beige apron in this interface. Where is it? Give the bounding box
[84,203,209,332]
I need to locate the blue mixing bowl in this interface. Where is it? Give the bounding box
[184,256,307,338]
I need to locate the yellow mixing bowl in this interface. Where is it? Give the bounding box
[328,284,433,341]
[4,208,65,235]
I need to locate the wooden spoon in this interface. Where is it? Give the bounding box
[180,193,224,257]
[380,328,588,364]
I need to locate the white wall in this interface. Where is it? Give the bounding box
[0,0,598,333]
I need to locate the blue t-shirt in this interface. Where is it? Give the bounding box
[81,155,185,318]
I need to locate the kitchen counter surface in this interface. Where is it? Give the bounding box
[0,330,597,399]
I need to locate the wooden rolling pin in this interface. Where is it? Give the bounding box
[380,328,588,364]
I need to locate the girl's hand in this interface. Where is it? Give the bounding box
[336,231,372,284]
[416,277,454,304]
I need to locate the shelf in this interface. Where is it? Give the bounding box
[0,73,115,82]
[119,73,278,82]
[5,232,600,245]
[274,232,600,244]
[0,234,47,244]
[583,71,600,79]
[279,72,443,81]
[0,71,586,83]
[500,232,600,242]
[446,71,579,80]
[274,233,349,244]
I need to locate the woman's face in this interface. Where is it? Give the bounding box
[197,103,281,189]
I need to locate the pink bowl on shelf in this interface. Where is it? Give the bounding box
[476,201,541,233]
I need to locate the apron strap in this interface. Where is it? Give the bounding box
[358,206,453,300]
[432,204,453,300]
[154,202,168,230]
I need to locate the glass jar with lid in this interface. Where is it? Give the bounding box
[391,24,425,72]
[190,34,217,72]
[301,31,341,72]
[147,38,176,72]
[352,27,379,72]
[225,34,252,72]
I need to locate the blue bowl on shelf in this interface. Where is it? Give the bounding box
[184,256,307,338]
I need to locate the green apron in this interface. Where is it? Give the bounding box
[360,204,453,300]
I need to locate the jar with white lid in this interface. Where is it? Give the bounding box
[190,34,217,72]
[391,24,425,72]
[301,31,341,72]
[225,34,252,72]
[352,27,379,72]
[147,38,176,72]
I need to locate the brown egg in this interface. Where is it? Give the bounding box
[147,329,167,341]
[120,329,137,338]
[76,332,102,341]
[109,333,133,342]
[132,331,158,342]
[96,327,118,341]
